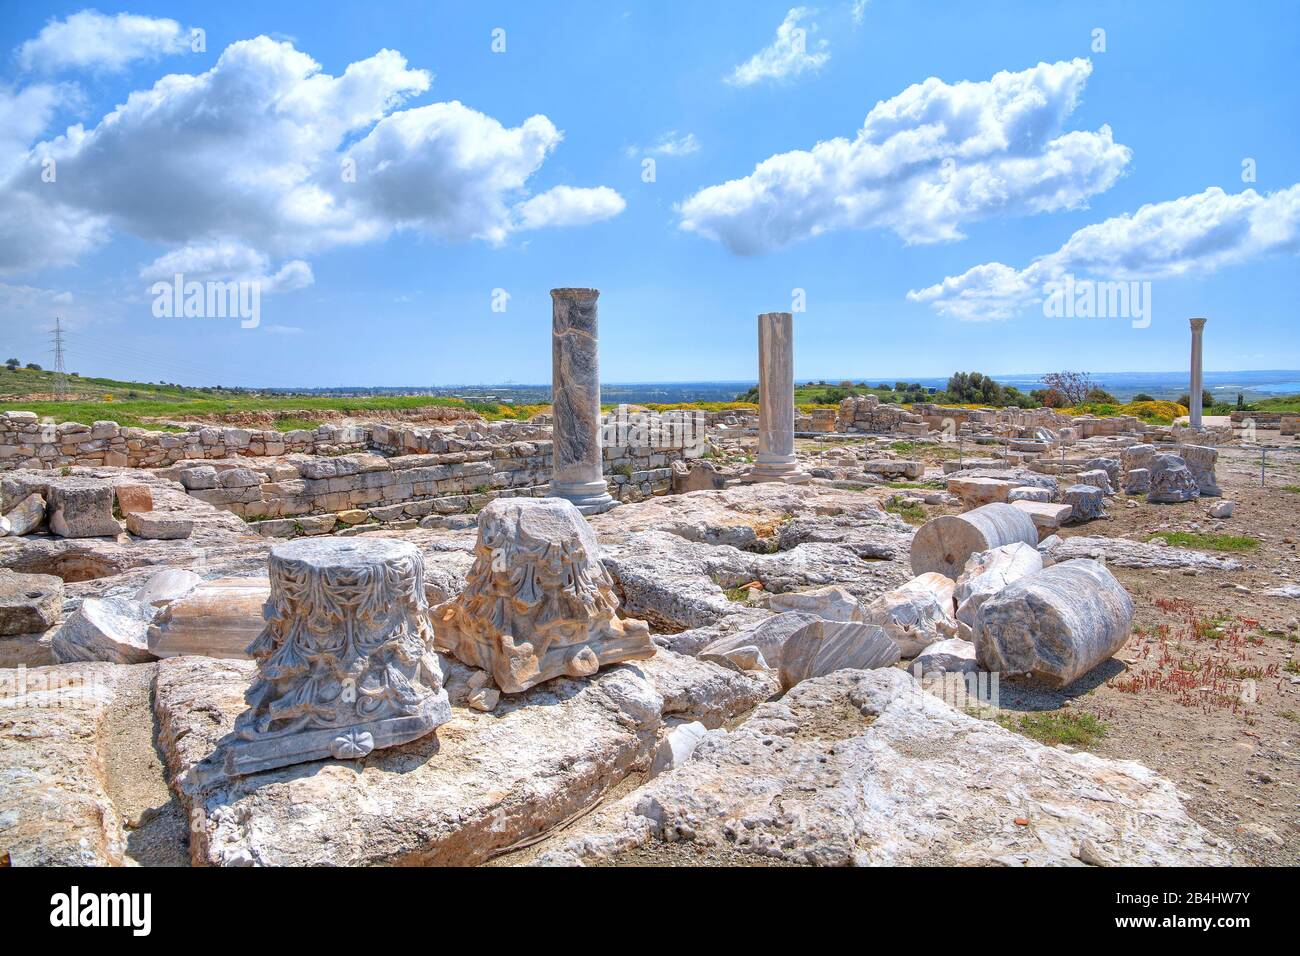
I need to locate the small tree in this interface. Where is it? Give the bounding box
[1039,371,1098,406]
[24,362,41,371]
[1132,393,1154,402]
[4,358,18,369]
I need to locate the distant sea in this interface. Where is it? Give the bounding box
[599,371,1300,404]
[278,370,1300,405]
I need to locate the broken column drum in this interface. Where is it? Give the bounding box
[217,538,451,778]
[549,288,617,515]
[909,502,1038,579]
[975,558,1133,687]
[748,312,808,483]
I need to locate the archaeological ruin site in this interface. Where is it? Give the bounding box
[1,7,1296,913]
[2,296,1296,873]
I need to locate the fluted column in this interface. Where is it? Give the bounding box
[748,311,808,483]
[549,288,617,514]
[1189,317,1207,431]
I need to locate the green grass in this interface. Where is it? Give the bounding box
[0,367,541,429]
[1281,485,1300,494]
[1146,531,1259,552]
[1285,660,1300,675]
[996,710,1108,748]
[723,586,755,603]
[885,499,927,525]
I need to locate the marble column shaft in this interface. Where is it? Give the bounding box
[749,312,807,483]
[549,288,617,514]
[1189,317,1207,431]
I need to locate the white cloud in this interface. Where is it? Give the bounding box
[649,131,700,156]
[514,186,626,231]
[624,131,701,159]
[0,35,625,278]
[726,8,830,87]
[681,58,1130,254]
[18,10,195,73]
[851,1,869,27]
[140,241,313,294]
[908,184,1300,320]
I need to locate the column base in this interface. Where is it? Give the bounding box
[548,479,619,515]
[745,454,809,484]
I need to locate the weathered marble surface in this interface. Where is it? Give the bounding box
[954,542,1043,633]
[1043,535,1243,570]
[748,312,807,484]
[779,619,900,690]
[0,663,130,865]
[435,497,654,693]
[859,573,957,657]
[975,558,1133,687]
[155,650,772,866]
[1147,454,1201,504]
[0,568,62,635]
[548,288,616,515]
[910,502,1038,578]
[201,537,451,779]
[535,669,1230,866]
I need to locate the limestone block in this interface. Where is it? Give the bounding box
[147,577,270,659]
[1078,468,1114,496]
[859,572,958,657]
[975,558,1133,687]
[0,569,63,636]
[434,497,655,693]
[1120,444,1156,473]
[910,502,1039,578]
[1011,500,1074,538]
[125,512,194,539]
[48,480,121,538]
[779,620,901,690]
[114,484,153,514]
[51,596,158,664]
[1084,457,1121,488]
[954,541,1043,631]
[947,475,1017,507]
[863,459,925,480]
[1,492,45,536]
[1063,484,1106,522]
[134,568,203,607]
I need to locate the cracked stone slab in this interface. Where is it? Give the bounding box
[0,662,131,865]
[1047,535,1244,570]
[154,648,770,866]
[535,669,1231,867]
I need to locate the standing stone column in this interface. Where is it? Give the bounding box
[549,288,617,515]
[1189,317,1207,431]
[748,312,808,483]
[207,538,451,779]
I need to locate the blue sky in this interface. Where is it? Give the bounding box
[1,1,1297,388]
